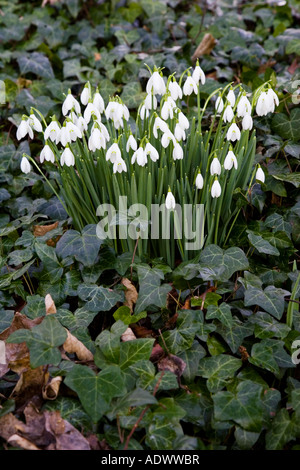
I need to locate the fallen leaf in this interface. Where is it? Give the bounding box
[258,59,276,74]
[157,354,186,379]
[8,434,40,450]
[192,33,216,61]
[288,58,299,75]
[131,324,153,338]
[94,52,101,61]
[121,327,136,342]
[16,77,32,89]
[33,222,59,237]
[150,343,165,362]
[121,278,138,313]
[0,413,22,441]
[11,366,48,409]
[63,330,93,362]
[45,294,57,315]
[42,376,62,400]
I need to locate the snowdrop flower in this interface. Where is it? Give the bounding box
[195,173,204,189]
[98,122,110,142]
[140,105,150,120]
[161,96,176,120]
[242,113,253,130]
[192,64,205,85]
[174,123,186,141]
[267,88,279,109]
[84,102,101,124]
[153,116,169,138]
[224,150,238,170]
[177,111,189,130]
[211,179,222,198]
[20,156,31,174]
[183,75,198,96]
[161,131,176,148]
[210,157,221,176]
[256,91,272,116]
[62,91,80,116]
[59,121,82,146]
[126,135,137,152]
[256,166,265,183]
[106,143,121,163]
[40,144,55,163]
[67,110,78,124]
[173,142,183,160]
[80,83,91,106]
[226,123,241,142]
[168,80,182,101]
[131,147,147,166]
[227,89,236,107]
[60,147,75,167]
[146,71,166,95]
[28,113,43,132]
[145,142,159,162]
[215,96,224,114]
[165,190,176,210]
[222,105,234,123]
[144,93,157,110]
[113,157,127,174]
[17,118,33,140]
[44,120,60,142]
[88,128,106,152]
[237,94,252,117]
[76,115,88,133]
[93,91,105,113]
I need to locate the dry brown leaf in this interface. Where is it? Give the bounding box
[16,77,32,89]
[11,366,47,406]
[33,221,59,237]
[150,343,165,362]
[0,340,5,364]
[45,294,57,315]
[8,434,41,450]
[94,52,101,61]
[0,413,22,441]
[121,278,138,313]
[42,376,63,400]
[121,327,136,342]
[131,324,153,338]
[157,354,186,379]
[192,33,216,61]
[63,330,94,361]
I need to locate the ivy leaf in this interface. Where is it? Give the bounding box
[56,224,103,267]
[119,338,155,370]
[134,264,172,314]
[234,427,260,450]
[265,409,296,450]
[247,230,280,256]
[199,245,249,281]
[198,354,242,392]
[95,320,128,366]
[244,285,290,320]
[35,242,63,283]
[206,302,233,327]
[120,81,146,109]
[216,318,254,353]
[145,420,177,450]
[77,284,123,312]
[17,52,54,79]
[249,342,280,376]
[177,341,206,383]
[249,311,291,339]
[113,306,147,325]
[272,108,300,142]
[160,310,203,354]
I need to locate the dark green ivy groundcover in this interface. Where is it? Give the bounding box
[0,0,300,451]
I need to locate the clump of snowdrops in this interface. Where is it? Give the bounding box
[18,62,279,266]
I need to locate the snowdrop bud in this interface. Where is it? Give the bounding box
[62,91,81,116]
[256,166,265,183]
[242,113,253,130]
[211,179,221,198]
[222,105,234,123]
[80,84,91,105]
[17,119,33,140]
[173,142,183,160]
[226,123,241,142]
[224,150,238,170]
[20,156,31,174]
[28,113,43,132]
[146,71,166,95]
[192,64,205,85]
[227,89,236,107]
[131,147,147,166]
[195,173,204,189]
[183,75,198,96]
[165,190,176,210]
[145,142,159,162]
[122,104,130,121]
[93,91,105,113]
[126,135,137,153]
[140,105,149,120]
[215,96,224,114]
[237,94,252,117]
[44,120,60,142]
[210,157,221,176]
[40,144,55,163]
[177,111,189,130]
[144,93,157,110]
[168,80,182,101]
[106,143,121,163]
[174,123,186,141]
[113,157,127,174]
[60,147,75,167]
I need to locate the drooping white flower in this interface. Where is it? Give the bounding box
[44,121,60,142]
[145,142,159,162]
[242,113,253,130]
[60,147,75,167]
[267,88,279,109]
[256,91,272,116]
[28,113,43,132]
[59,121,82,146]
[80,84,91,105]
[211,179,221,198]
[168,80,182,101]
[161,131,176,148]
[84,102,101,124]
[140,105,150,120]
[16,119,33,140]
[40,144,55,163]
[76,116,88,133]
[106,143,121,163]
[222,105,234,123]
[210,157,221,176]
[215,96,224,114]
[183,75,198,96]
[192,65,205,85]
[227,89,236,107]
[195,173,204,189]
[146,71,166,95]
[173,142,183,160]
[131,147,147,166]
[93,91,105,113]
[113,157,127,174]
[177,111,189,130]
[153,116,169,138]
[88,128,106,152]
[237,94,252,117]
[144,93,157,110]
[161,96,176,120]
[62,92,81,116]
[165,190,176,210]
[224,150,238,170]
[98,122,110,142]
[20,156,31,174]
[174,123,186,141]
[226,123,241,142]
[256,166,265,183]
[126,135,137,152]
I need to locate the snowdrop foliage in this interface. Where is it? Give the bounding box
[16,65,279,264]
